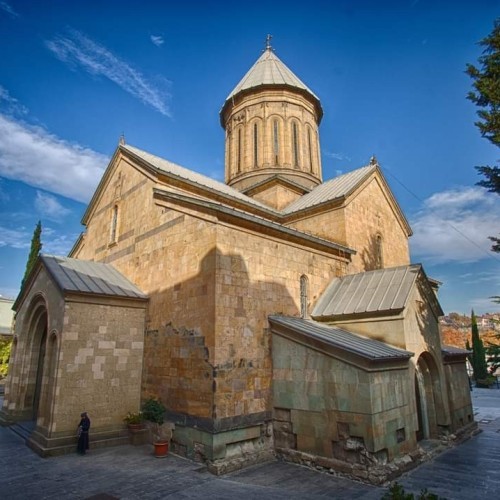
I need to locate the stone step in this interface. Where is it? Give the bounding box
[8,421,36,442]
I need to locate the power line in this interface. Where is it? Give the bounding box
[381,165,500,264]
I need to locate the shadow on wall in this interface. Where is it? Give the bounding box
[359,233,382,272]
[142,246,298,422]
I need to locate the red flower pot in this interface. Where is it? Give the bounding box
[154,441,169,457]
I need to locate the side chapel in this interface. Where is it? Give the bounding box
[1,40,474,482]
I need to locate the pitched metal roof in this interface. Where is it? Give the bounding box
[224,47,319,103]
[122,144,275,213]
[312,264,422,319]
[41,255,147,300]
[269,315,412,362]
[441,345,470,358]
[123,144,377,220]
[281,165,376,214]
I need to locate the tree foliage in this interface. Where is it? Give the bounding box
[0,339,12,378]
[485,342,500,374]
[465,18,500,149]
[466,18,500,303]
[471,310,488,383]
[21,220,42,289]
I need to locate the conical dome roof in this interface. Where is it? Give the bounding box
[226,47,319,101]
[221,45,322,122]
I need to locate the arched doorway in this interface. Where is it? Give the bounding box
[21,299,50,421]
[32,322,47,419]
[414,352,445,441]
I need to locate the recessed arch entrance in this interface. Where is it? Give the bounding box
[414,352,445,441]
[20,296,58,423]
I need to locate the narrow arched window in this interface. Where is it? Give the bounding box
[307,128,314,172]
[273,120,279,164]
[110,205,118,243]
[237,128,242,173]
[253,122,258,168]
[375,234,383,269]
[300,275,309,318]
[292,122,299,168]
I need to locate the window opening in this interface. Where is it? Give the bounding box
[375,234,383,269]
[300,275,309,318]
[253,123,258,168]
[237,128,242,173]
[110,205,118,243]
[273,120,279,164]
[292,122,299,167]
[307,128,313,172]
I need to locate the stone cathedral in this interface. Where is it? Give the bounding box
[1,42,474,483]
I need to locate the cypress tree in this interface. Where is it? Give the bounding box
[21,220,42,289]
[471,310,488,383]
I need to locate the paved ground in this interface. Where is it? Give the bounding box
[1,388,499,499]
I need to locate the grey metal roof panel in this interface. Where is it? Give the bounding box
[442,345,470,356]
[123,145,378,220]
[225,48,319,102]
[122,144,275,213]
[269,315,412,361]
[41,255,147,300]
[281,165,375,214]
[312,265,421,319]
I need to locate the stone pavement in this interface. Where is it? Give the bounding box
[1,388,499,499]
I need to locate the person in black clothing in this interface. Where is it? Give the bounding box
[77,411,91,455]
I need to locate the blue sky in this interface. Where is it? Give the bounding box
[0,0,499,315]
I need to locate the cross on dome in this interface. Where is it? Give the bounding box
[265,34,273,51]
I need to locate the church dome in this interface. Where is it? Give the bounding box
[220,39,324,208]
[220,42,322,125]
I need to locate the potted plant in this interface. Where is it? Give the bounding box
[142,398,171,457]
[123,411,145,431]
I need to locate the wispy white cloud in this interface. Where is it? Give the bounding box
[150,35,164,47]
[45,29,171,117]
[323,150,352,162]
[410,186,500,263]
[0,225,30,249]
[0,84,28,115]
[459,271,500,284]
[35,191,72,220]
[470,296,500,313]
[0,113,108,203]
[0,1,18,18]
[42,226,79,255]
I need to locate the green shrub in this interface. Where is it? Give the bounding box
[381,482,445,500]
[0,339,12,378]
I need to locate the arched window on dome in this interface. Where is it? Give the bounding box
[273,120,279,165]
[300,274,309,318]
[292,121,300,168]
[307,127,313,173]
[237,128,242,173]
[253,122,259,168]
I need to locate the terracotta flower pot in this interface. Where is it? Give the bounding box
[154,441,169,458]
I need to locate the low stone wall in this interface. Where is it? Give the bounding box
[276,421,479,486]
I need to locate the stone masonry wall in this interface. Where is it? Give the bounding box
[74,156,218,419]
[344,175,410,273]
[442,361,474,431]
[53,299,146,435]
[272,334,418,484]
[214,224,347,422]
